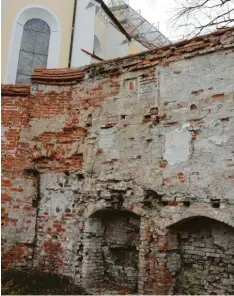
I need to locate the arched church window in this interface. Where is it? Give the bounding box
[5,6,61,84]
[16,18,50,84]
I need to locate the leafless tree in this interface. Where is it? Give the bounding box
[171,0,234,38]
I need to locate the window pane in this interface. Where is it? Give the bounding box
[32,53,48,69]
[16,74,31,84]
[24,18,50,33]
[16,18,50,84]
[34,32,50,55]
[17,51,34,75]
[20,30,37,52]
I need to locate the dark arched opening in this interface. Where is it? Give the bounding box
[168,216,234,295]
[82,210,140,294]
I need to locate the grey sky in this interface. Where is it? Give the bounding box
[128,0,182,41]
[128,0,234,42]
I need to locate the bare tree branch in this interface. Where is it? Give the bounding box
[170,0,234,39]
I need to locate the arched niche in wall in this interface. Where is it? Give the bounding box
[93,34,103,58]
[167,216,234,295]
[82,209,140,294]
[5,6,61,84]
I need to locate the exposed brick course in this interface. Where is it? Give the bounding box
[171,217,234,295]
[31,68,84,85]
[2,27,234,294]
[1,84,30,96]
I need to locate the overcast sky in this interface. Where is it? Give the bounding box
[126,0,234,42]
[127,0,182,41]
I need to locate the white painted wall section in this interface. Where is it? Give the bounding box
[106,23,128,59]
[164,130,192,165]
[71,0,97,67]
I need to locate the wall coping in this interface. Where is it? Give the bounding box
[32,27,234,84]
[1,84,30,96]
[2,27,234,87]
[31,68,84,85]
[85,26,234,75]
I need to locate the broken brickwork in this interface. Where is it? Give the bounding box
[2,28,234,294]
[170,217,234,294]
[82,211,140,293]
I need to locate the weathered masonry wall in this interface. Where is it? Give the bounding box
[170,217,234,295]
[2,28,234,295]
[1,85,37,267]
[82,211,140,293]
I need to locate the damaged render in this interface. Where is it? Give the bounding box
[1,27,234,294]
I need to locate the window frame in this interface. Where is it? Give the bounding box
[5,5,61,84]
[16,18,51,84]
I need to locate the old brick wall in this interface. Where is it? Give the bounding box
[170,217,234,294]
[1,85,37,268]
[1,28,234,294]
[82,211,140,293]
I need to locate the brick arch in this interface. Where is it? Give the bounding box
[83,202,144,220]
[165,210,234,229]
[166,213,234,295]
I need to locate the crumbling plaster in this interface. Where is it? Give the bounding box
[2,28,234,294]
